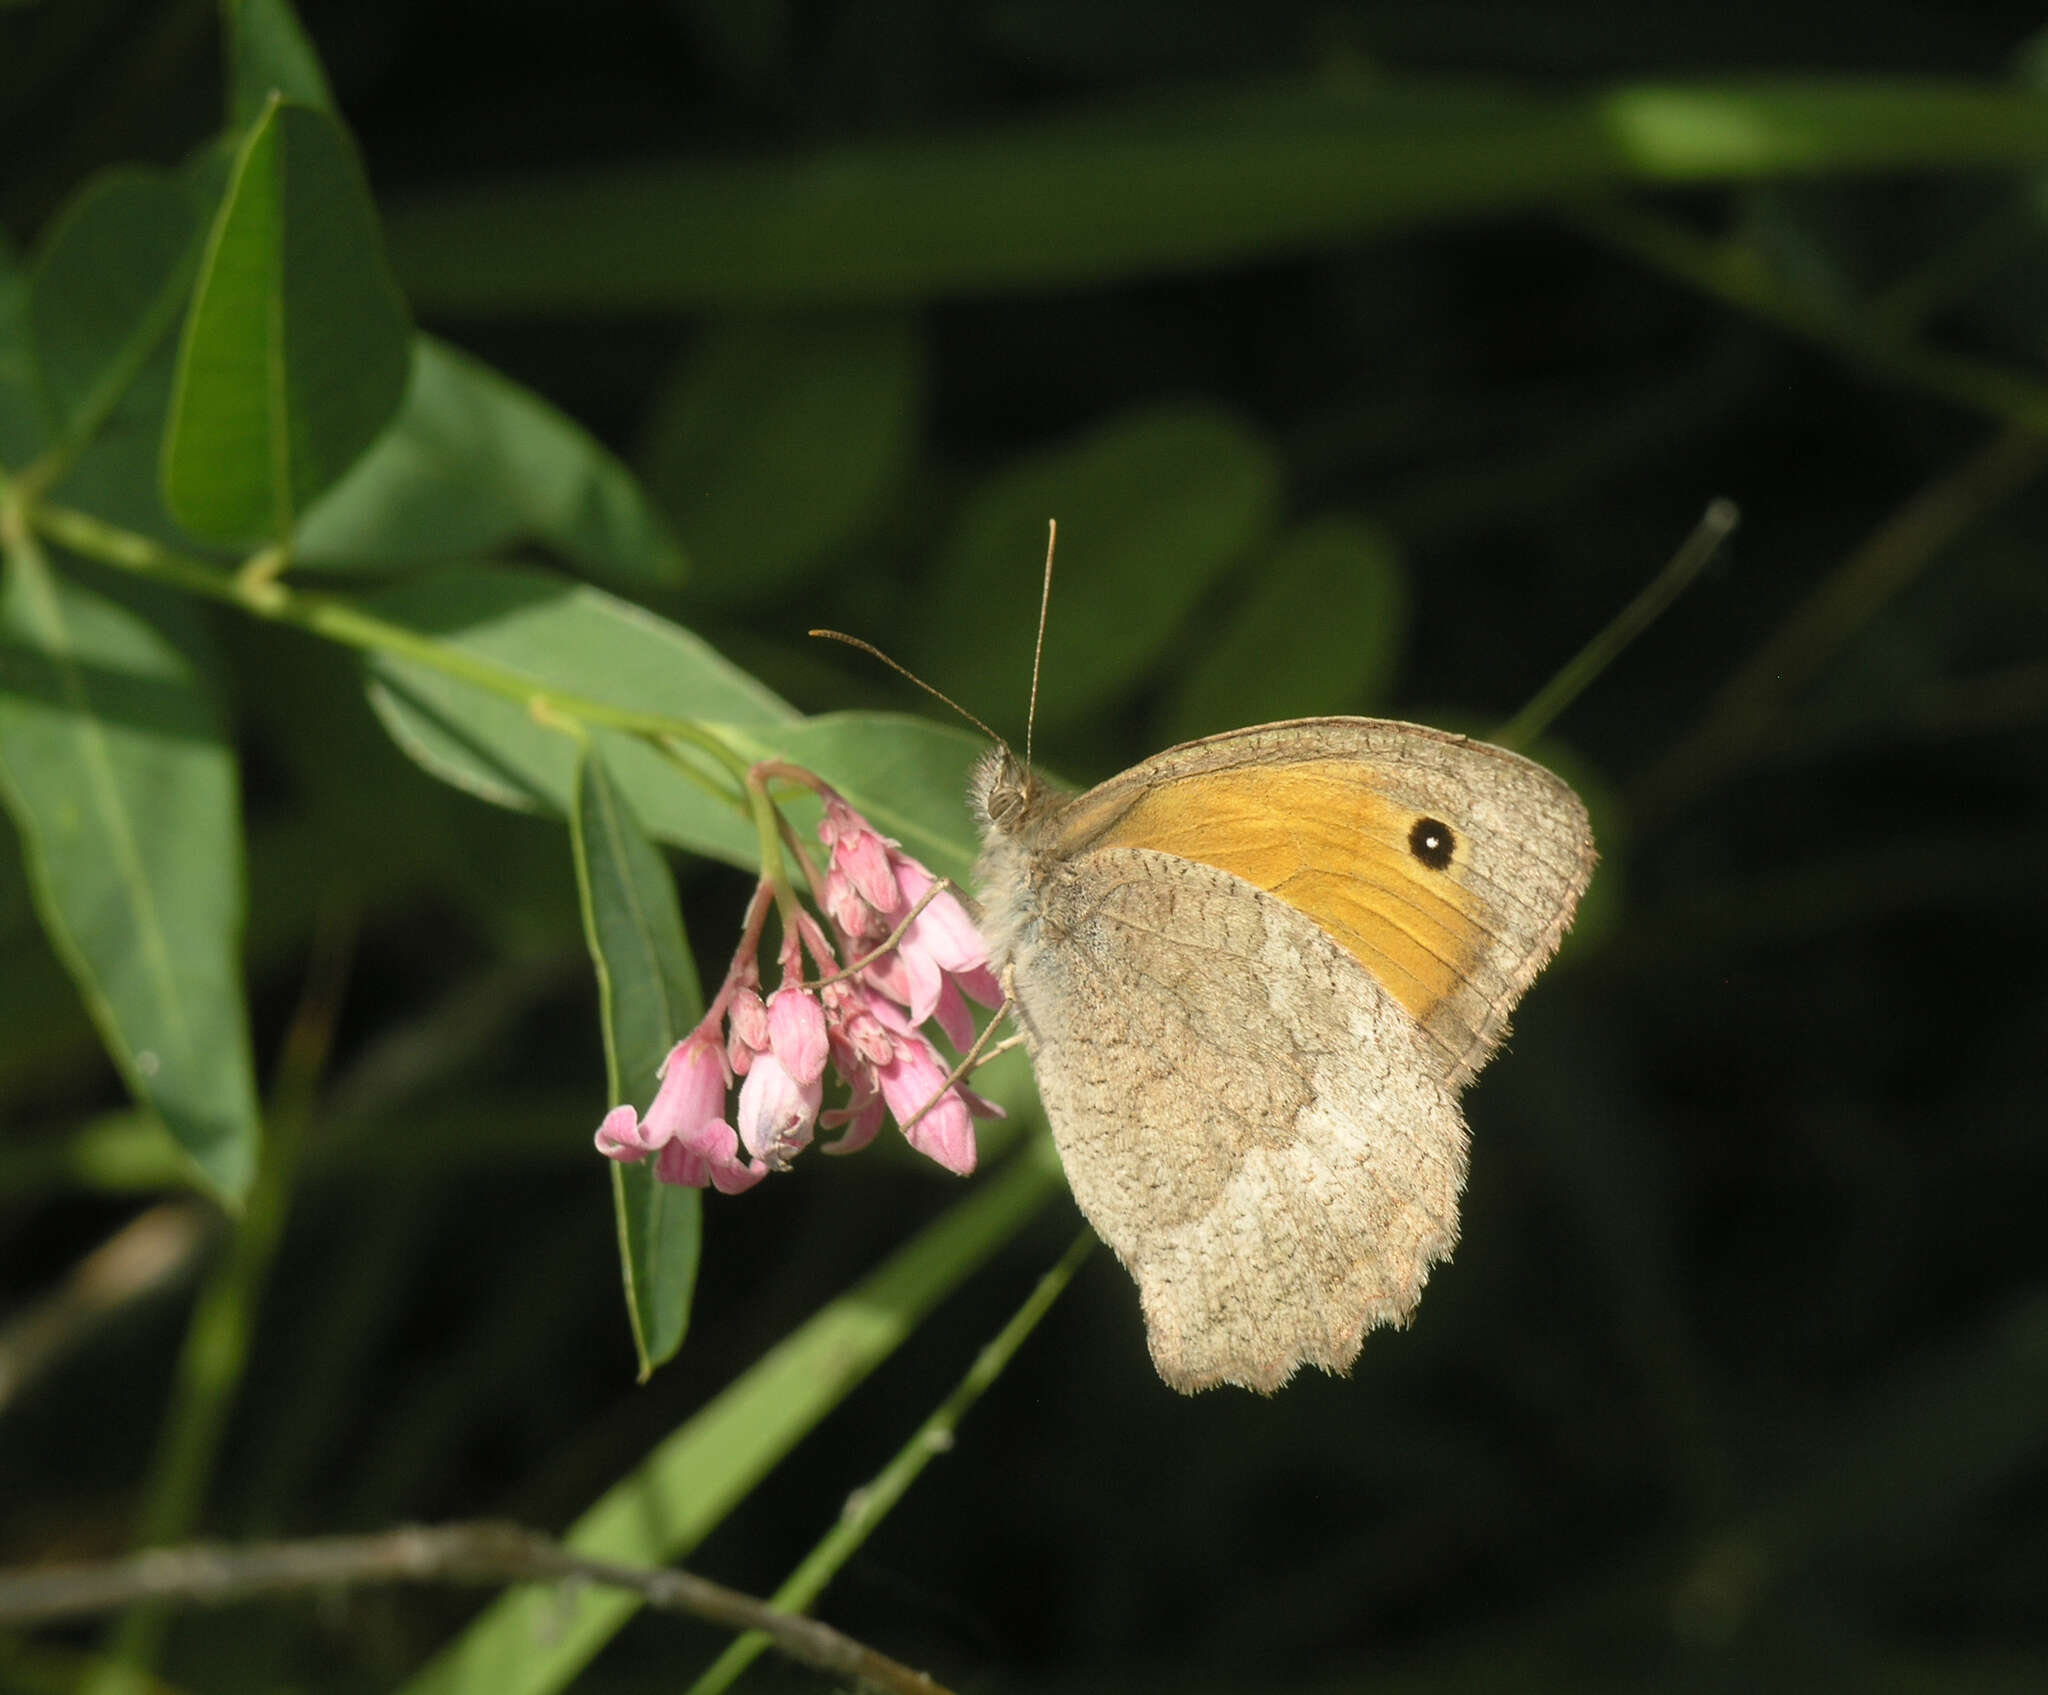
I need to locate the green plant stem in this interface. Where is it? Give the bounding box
[1493,496,1739,752]
[26,496,754,798]
[686,1228,1095,1695]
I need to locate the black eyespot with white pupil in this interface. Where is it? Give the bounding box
[1408,816,1455,870]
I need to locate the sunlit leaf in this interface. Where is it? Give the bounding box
[163,96,412,544]
[363,564,793,867]
[0,552,259,1199]
[570,747,703,1376]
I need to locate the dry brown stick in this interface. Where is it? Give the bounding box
[0,1522,954,1695]
[1631,423,2048,826]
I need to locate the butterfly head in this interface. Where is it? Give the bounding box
[970,744,1043,840]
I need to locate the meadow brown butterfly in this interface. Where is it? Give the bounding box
[970,715,1594,1394]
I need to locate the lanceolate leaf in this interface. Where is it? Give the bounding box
[363,564,796,867]
[0,547,260,1199]
[163,95,412,545]
[570,747,703,1376]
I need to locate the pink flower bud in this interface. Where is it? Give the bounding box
[823,800,900,912]
[766,986,828,1087]
[727,986,768,1075]
[825,871,885,943]
[737,1051,822,1166]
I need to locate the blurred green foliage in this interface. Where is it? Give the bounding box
[1,2,2046,1693]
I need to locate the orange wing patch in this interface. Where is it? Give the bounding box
[1091,761,1481,1023]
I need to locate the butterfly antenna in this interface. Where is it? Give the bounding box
[809,630,1006,748]
[1025,519,1057,773]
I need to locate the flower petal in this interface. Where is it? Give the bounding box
[595,1103,652,1159]
[641,1035,729,1146]
[767,986,829,1086]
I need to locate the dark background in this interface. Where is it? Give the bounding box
[4,3,2047,1691]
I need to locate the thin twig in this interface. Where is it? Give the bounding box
[0,1523,955,1695]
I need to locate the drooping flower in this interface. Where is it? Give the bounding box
[589,769,1006,1192]
[594,1033,726,1159]
[655,1114,765,1194]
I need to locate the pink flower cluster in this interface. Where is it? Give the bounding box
[595,784,1003,1192]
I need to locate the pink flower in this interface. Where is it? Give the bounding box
[656,1115,764,1194]
[875,1030,978,1175]
[595,1033,766,1192]
[594,1103,654,1159]
[594,1034,727,1160]
[820,1091,886,1157]
[737,1050,821,1167]
[821,978,1002,1175]
[818,806,1002,1043]
[591,772,1009,1195]
[820,798,900,940]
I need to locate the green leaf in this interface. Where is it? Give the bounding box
[363,566,986,881]
[296,334,686,589]
[570,747,704,1376]
[225,0,338,123]
[29,170,203,456]
[0,548,260,1200]
[381,79,2048,311]
[392,1137,1064,1695]
[364,565,987,878]
[917,402,1283,738]
[362,564,795,867]
[640,312,921,603]
[163,95,412,545]
[1157,515,1409,745]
